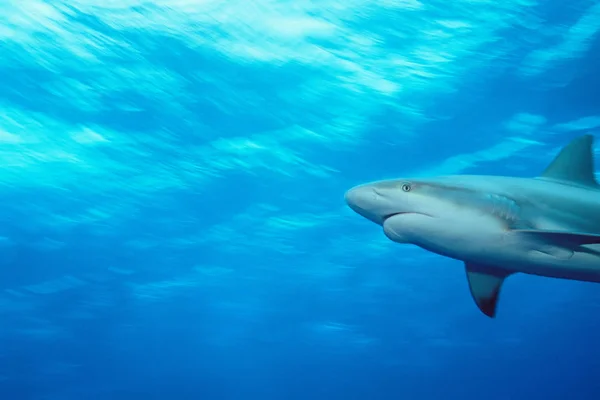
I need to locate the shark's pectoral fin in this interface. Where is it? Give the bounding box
[514,229,600,246]
[464,262,512,318]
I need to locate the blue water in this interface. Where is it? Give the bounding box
[0,1,599,399]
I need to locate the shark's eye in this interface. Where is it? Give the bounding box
[401,183,412,192]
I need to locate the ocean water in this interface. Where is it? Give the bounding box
[0,1,599,399]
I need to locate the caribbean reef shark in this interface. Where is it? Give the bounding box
[345,135,600,318]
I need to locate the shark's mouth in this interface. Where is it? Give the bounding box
[383,212,408,221]
[383,212,431,221]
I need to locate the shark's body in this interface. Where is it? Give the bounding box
[345,135,600,318]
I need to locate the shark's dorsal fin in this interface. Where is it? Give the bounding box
[540,134,598,187]
[464,262,512,318]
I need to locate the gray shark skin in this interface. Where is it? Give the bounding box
[344,135,600,318]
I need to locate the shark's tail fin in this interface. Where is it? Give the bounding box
[540,134,599,188]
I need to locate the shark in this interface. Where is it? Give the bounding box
[344,134,600,318]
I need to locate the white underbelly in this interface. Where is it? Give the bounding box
[518,245,600,282]
[442,231,600,283]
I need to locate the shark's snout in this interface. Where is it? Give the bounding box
[344,186,367,213]
[344,185,385,224]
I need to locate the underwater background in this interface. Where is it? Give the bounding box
[0,0,599,399]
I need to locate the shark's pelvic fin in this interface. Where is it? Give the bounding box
[464,262,512,318]
[540,134,598,188]
[514,229,600,246]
